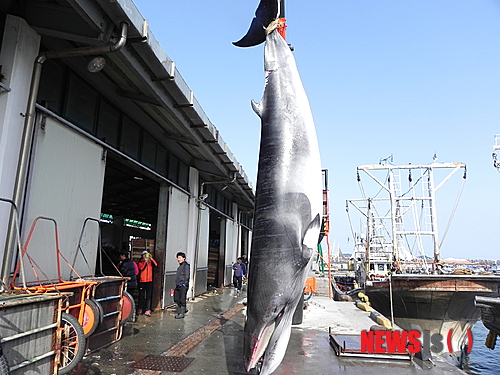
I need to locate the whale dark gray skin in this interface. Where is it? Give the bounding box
[243,29,323,375]
[233,0,280,47]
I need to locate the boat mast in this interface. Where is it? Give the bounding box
[366,198,372,264]
[388,168,399,262]
[428,166,440,264]
[357,162,466,272]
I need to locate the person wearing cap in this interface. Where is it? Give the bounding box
[137,250,157,316]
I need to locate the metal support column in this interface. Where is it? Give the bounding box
[156,183,169,309]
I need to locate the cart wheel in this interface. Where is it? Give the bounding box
[82,299,102,338]
[120,291,136,325]
[58,312,85,374]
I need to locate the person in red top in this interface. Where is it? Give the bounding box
[137,250,157,316]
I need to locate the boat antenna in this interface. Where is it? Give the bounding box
[493,135,500,171]
[379,154,393,165]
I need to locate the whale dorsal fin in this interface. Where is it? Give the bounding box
[251,99,264,118]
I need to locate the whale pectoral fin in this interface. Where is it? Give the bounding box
[233,17,266,47]
[251,99,264,118]
[302,214,321,252]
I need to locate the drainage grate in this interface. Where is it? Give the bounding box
[132,355,195,372]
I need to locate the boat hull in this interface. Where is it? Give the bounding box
[480,306,500,336]
[365,274,500,364]
[475,296,500,346]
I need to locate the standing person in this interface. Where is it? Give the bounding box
[232,257,246,295]
[174,252,190,319]
[241,254,249,268]
[118,251,138,292]
[355,257,366,289]
[137,250,157,317]
[241,254,249,282]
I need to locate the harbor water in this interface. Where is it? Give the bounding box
[463,322,499,375]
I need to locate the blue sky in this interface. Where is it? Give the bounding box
[133,0,500,261]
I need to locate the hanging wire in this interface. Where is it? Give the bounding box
[375,171,390,199]
[357,170,389,200]
[346,201,358,242]
[402,165,427,198]
[408,197,429,271]
[439,177,467,248]
[357,171,367,200]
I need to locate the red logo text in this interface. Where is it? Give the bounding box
[360,329,473,354]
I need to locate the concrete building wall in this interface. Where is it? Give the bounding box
[0,4,254,303]
[193,202,210,296]
[224,213,238,286]
[162,187,190,307]
[185,167,199,299]
[154,182,168,309]
[0,15,40,269]
[20,116,105,281]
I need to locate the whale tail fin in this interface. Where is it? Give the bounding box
[233,0,280,47]
[233,17,266,47]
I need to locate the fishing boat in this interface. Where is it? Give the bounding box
[474,296,500,350]
[472,136,500,350]
[347,160,500,366]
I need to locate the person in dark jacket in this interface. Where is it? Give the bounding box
[118,252,138,290]
[174,252,190,319]
[241,254,249,268]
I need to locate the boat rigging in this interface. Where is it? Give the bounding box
[347,159,467,274]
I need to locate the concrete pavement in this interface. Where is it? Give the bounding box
[70,285,466,375]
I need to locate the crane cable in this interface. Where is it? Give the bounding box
[346,201,357,243]
[439,176,466,249]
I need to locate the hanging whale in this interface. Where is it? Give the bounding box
[234,4,323,374]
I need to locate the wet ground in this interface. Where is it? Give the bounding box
[70,286,466,375]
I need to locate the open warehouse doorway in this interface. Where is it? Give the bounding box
[207,212,225,288]
[99,155,159,277]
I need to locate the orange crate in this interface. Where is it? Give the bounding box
[304,277,316,294]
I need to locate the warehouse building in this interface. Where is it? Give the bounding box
[0,0,254,309]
